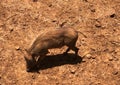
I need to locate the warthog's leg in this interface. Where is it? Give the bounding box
[64,46,78,55]
[36,50,48,68]
[63,47,70,55]
[64,46,79,55]
[36,54,46,69]
[37,55,45,62]
[71,46,79,55]
[64,37,78,55]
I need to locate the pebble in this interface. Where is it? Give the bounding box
[91,9,96,12]
[32,75,36,79]
[15,46,20,50]
[110,14,116,18]
[108,56,113,61]
[85,54,92,59]
[70,68,76,74]
[85,54,95,59]
[9,27,14,32]
[112,71,118,75]
[95,24,101,28]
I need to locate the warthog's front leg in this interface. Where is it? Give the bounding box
[36,54,46,69]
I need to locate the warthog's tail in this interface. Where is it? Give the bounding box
[77,31,87,38]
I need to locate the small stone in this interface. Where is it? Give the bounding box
[91,9,96,12]
[48,4,52,7]
[52,20,57,22]
[109,57,113,61]
[59,21,67,27]
[95,24,101,28]
[112,71,118,75]
[82,59,86,62]
[10,28,14,32]
[32,75,36,79]
[70,69,76,74]
[114,57,119,61]
[15,46,20,50]
[85,54,92,59]
[85,54,95,59]
[110,14,116,18]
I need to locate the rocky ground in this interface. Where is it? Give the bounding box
[0,0,120,85]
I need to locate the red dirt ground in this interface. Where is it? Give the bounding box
[0,0,120,85]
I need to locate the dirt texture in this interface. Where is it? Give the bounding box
[0,0,120,85]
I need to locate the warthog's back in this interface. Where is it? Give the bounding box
[28,28,78,55]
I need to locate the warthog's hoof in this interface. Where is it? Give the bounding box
[63,52,68,55]
[26,67,39,72]
[26,69,32,72]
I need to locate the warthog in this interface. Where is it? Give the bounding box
[24,28,82,72]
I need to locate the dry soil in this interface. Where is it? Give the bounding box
[0,0,120,85]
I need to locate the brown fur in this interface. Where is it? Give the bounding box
[24,28,79,72]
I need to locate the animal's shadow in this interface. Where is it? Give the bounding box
[35,53,82,71]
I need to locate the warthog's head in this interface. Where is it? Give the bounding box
[24,50,37,72]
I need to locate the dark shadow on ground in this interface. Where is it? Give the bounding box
[35,53,82,71]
